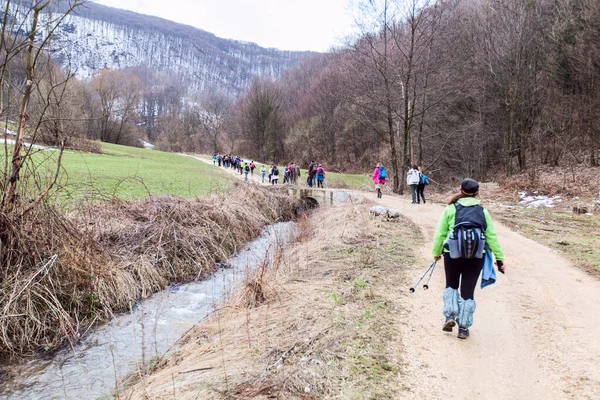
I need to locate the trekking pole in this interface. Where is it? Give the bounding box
[409,261,437,293]
[422,261,437,290]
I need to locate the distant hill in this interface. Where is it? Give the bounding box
[13,1,316,95]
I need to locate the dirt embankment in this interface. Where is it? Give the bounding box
[124,198,422,399]
[0,184,300,358]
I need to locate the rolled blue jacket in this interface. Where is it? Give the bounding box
[481,245,496,289]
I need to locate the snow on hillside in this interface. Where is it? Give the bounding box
[4,1,314,96]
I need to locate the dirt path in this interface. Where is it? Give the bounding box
[372,193,600,399]
[193,157,600,398]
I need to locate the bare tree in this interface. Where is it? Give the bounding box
[237,78,285,162]
[198,92,230,154]
[1,0,86,213]
[90,68,142,145]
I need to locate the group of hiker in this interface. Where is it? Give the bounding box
[406,165,430,204]
[213,154,256,182]
[268,161,323,186]
[306,161,326,188]
[213,155,323,187]
[371,163,429,202]
[261,162,303,185]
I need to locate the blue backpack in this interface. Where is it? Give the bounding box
[420,173,429,185]
[379,166,387,179]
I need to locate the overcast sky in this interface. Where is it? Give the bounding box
[94,0,357,52]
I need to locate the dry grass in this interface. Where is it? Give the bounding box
[490,205,600,277]
[123,197,423,399]
[498,165,600,199]
[0,183,300,358]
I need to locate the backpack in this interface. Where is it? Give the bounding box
[420,173,429,185]
[245,165,250,172]
[317,168,324,178]
[447,203,487,259]
[273,168,279,176]
[379,166,387,179]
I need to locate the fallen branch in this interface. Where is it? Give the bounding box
[178,366,214,374]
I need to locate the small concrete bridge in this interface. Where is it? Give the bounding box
[289,188,353,208]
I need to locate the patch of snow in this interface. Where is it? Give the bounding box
[1,138,53,150]
[141,140,155,149]
[585,213,594,216]
[519,192,562,208]
[2,128,17,136]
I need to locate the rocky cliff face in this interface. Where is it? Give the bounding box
[8,1,315,96]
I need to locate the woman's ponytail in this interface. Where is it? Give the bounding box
[448,193,466,205]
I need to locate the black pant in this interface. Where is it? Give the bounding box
[443,254,483,300]
[417,184,425,203]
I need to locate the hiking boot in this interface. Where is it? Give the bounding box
[457,327,469,339]
[442,316,456,332]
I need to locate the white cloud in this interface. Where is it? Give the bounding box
[94,0,357,52]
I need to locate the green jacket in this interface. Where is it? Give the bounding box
[432,197,504,260]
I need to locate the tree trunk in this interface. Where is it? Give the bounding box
[2,4,43,212]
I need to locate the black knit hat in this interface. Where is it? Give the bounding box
[461,178,479,195]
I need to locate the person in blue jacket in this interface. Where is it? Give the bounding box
[432,178,506,339]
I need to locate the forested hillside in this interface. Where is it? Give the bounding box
[28,0,312,95]
[219,0,600,192]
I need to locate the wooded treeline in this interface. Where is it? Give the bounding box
[220,0,600,192]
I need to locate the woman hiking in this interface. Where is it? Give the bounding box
[316,164,325,188]
[372,162,387,198]
[260,165,266,183]
[417,167,429,204]
[406,165,420,204]
[431,178,506,339]
[271,164,280,185]
[372,163,381,198]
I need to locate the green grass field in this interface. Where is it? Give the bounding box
[325,171,372,189]
[5,143,234,205]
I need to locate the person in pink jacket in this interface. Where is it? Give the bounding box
[372,162,382,198]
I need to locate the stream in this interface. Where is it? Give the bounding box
[0,222,296,400]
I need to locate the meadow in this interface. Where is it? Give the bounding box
[3,142,234,205]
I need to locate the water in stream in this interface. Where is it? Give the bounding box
[0,222,295,400]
